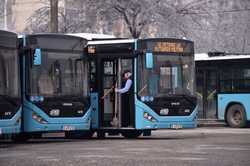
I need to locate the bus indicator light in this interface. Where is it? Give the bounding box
[88,46,96,54]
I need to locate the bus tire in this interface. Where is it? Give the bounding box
[78,131,94,139]
[12,133,31,142]
[226,104,247,128]
[65,131,94,139]
[121,130,142,139]
[32,133,42,139]
[97,131,105,139]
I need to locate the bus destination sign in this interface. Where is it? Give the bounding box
[153,42,184,53]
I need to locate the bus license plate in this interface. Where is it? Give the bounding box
[63,126,75,131]
[171,124,183,129]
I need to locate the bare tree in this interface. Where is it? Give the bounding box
[91,0,218,38]
[90,0,164,38]
[23,0,250,53]
[0,0,15,30]
[24,0,89,33]
[24,1,50,33]
[0,1,4,28]
[50,0,58,33]
[0,1,4,17]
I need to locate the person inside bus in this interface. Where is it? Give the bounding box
[115,70,134,127]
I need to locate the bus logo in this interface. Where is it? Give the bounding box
[63,103,73,106]
[171,102,180,106]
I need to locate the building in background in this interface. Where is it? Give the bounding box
[0,0,14,31]
[12,0,44,33]
[0,0,44,33]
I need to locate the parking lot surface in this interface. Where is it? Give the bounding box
[1,127,250,166]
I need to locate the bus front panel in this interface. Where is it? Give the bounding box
[0,31,21,135]
[135,39,198,129]
[22,34,91,133]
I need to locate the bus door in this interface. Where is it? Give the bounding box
[196,68,218,119]
[100,58,134,128]
[101,59,117,127]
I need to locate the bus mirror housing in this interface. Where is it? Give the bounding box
[33,48,42,66]
[145,52,153,69]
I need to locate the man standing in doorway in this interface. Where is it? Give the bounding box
[115,70,134,127]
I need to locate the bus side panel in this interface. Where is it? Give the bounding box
[0,107,21,135]
[23,101,91,132]
[90,93,99,129]
[217,94,250,120]
[135,99,198,129]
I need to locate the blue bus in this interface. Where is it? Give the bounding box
[195,52,250,128]
[18,34,91,139]
[0,30,21,137]
[88,38,198,138]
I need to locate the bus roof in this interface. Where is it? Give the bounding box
[67,33,115,40]
[88,38,193,46]
[0,30,17,48]
[195,53,250,61]
[88,39,136,45]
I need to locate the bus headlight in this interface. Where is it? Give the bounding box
[77,110,84,114]
[143,112,157,122]
[32,112,48,124]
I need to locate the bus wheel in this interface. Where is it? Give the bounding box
[12,133,31,142]
[32,133,42,139]
[97,131,105,139]
[121,130,142,139]
[226,104,247,128]
[78,131,94,139]
[65,131,93,139]
[65,131,73,139]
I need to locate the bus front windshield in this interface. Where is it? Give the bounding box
[0,48,19,98]
[138,53,195,98]
[29,51,88,98]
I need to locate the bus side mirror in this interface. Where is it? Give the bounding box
[33,48,42,66]
[146,52,153,69]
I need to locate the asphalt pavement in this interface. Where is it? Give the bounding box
[0,127,250,166]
